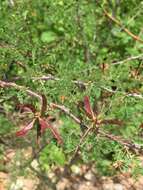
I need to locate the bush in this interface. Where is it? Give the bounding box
[0,0,143,180]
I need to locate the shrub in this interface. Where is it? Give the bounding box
[0,0,143,180]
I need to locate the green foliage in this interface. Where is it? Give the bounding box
[39,143,66,170]
[41,31,58,43]
[0,115,13,135]
[0,0,143,177]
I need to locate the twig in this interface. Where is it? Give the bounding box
[96,0,143,44]
[68,126,93,165]
[32,75,60,81]
[0,80,43,111]
[31,75,143,100]
[0,80,42,102]
[112,54,143,65]
[102,7,143,44]
[9,75,88,90]
[1,76,143,103]
[1,80,143,153]
[99,130,143,154]
[32,75,89,90]
[50,103,81,124]
[51,103,143,154]
[100,86,143,100]
[62,126,93,176]
[32,75,143,100]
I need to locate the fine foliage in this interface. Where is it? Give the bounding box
[0,0,143,180]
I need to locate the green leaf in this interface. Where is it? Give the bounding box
[41,31,57,43]
[50,145,65,166]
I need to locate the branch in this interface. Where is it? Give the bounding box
[99,130,143,154]
[101,86,143,100]
[112,54,143,65]
[9,75,88,90]
[3,75,143,101]
[32,75,60,81]
[1,80,143,153]
[102,7,143,43]
[32,76,143,100]
[50,103,81,124]
[68,126,93,165]
[51,102,143,154]
[0,80,42,103]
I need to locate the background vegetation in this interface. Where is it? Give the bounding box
[0,0,143,187]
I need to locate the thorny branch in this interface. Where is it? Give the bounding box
[0,80,143,158]
[50,102,143,155]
